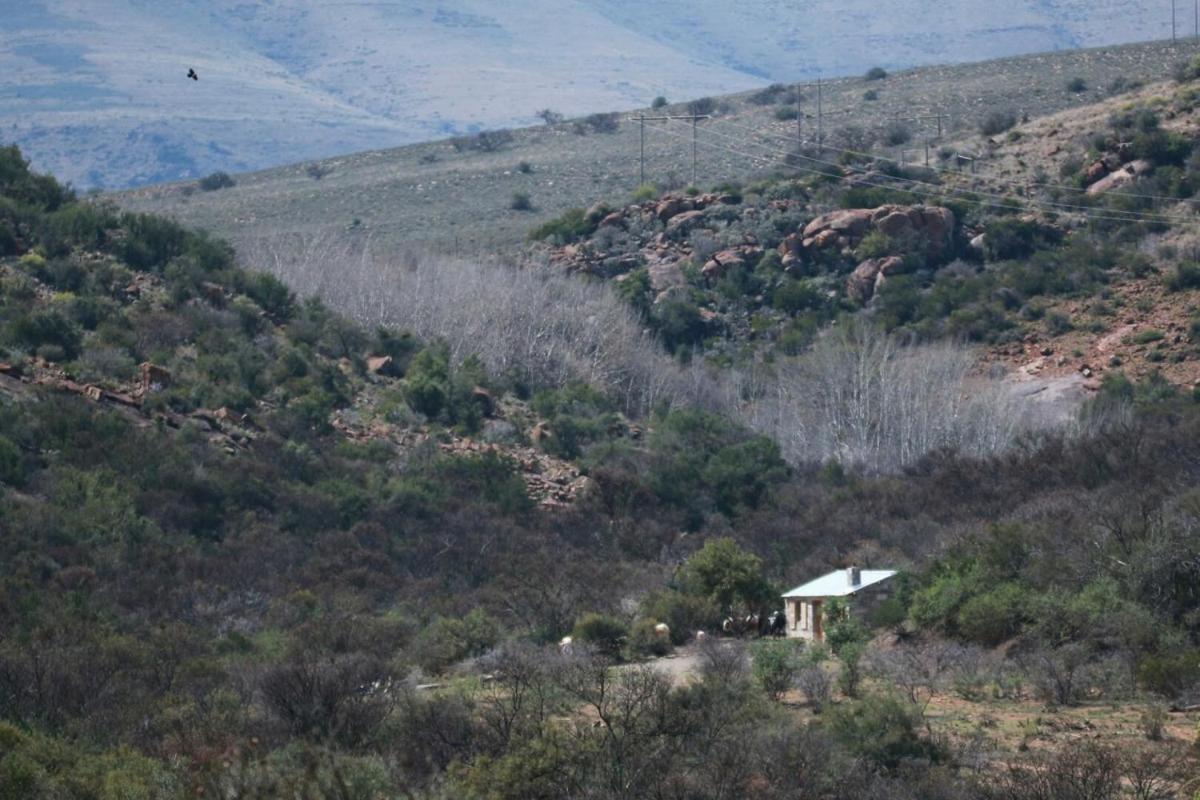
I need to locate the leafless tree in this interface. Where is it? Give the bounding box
[795,664,832,712]
[240,236,1059,472]
[742,322,1047,471]
[865,640,976,709]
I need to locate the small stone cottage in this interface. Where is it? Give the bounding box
[782,567,897,642]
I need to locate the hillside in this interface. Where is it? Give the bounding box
[5,145,1200,798]
[4,2,1193,189]
[525,64,1200,391]
[115,39,1193,257]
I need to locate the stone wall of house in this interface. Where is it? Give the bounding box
[783,579,895,642]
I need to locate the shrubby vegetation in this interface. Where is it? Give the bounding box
[6,71,1200,794]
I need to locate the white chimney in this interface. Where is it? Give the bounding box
[847,566,861,587]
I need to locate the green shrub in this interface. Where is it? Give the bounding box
[573,113,619,135]
[827,694,941,768]
[631,183,658,202]
[982,217,1054,261]
[956,583,1028,645]
[510,192,533,211]
[1132,129,1193,166]
[198,171,235,191]
[0,435,22,486]
[628,618,672,657]
[1165,262,1200,291]
[413,609,501,673]
[529,208,597,244]
[751,639,800,700]
[883,121,911,146]
[650,295,708,354]
[1137,650,1200,697]
[652,96,669,109]
[7,308,82,360]
[572,613,629,659]
[1065,77,1087,93]
[980,110,1017,137]
[639,590,720,644]
[772,279,823,314]
[824,601,869,657]
[679,537,773,612]
[865,67,888,81]
[748,84,794,106]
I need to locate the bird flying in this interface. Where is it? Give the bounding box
[187,68,198,81]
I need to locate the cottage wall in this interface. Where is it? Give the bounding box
[784,579,894,642]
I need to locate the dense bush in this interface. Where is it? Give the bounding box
[528,208,597,244]
[827,695,942,768]
[980,110,1018,136]
[198,171,235,191]
[571,613,629,659]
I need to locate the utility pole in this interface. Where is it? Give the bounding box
[691,112,699,186]
[1173,0,1177,41]
[893,113,947,139]
[634,113,712,189]
[796,82,803,154]
[816,76,824,154]
[639,113,646,186]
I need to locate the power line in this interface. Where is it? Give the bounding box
[637,113,712,186]
[642,117,1197,227]
[714,113,1200,209]
[691,116,1195,224]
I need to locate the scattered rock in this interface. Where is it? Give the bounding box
[665,209,707,233]
[366,355,403,378]
[1086,159,1153,195]
[847,256,905,304]
[139,362,171,397]
[655,195,693,222]
[648,261,686,293]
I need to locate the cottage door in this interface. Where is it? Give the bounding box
[812,600,823,642]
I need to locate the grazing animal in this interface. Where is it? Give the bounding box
[768,611,787,636]
[722,617,734,634]
[187,68,198,81]
[653,622,671,639]
[695,630,708,642]
[559,636,574,655]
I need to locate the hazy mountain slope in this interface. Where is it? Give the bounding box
[584,0,1178,80]
[1,0,759,189]
[116,40,1189,260]
[4,0,1185,190]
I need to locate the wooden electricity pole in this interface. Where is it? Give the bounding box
[636,113,712,188]
[796,83,803,154]
[639,113,646,186]
[816,76,824,153]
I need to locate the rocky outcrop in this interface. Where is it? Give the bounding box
[847,256,906,304]
[647,261,686,293]
[701,246,762,281]
[1086,159,1153,195]
[798,204,956,259]
[665,209,707,234]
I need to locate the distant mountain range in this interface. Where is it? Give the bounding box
[1,1,1182,189]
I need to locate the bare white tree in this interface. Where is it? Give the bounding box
[240,234,1057,472]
